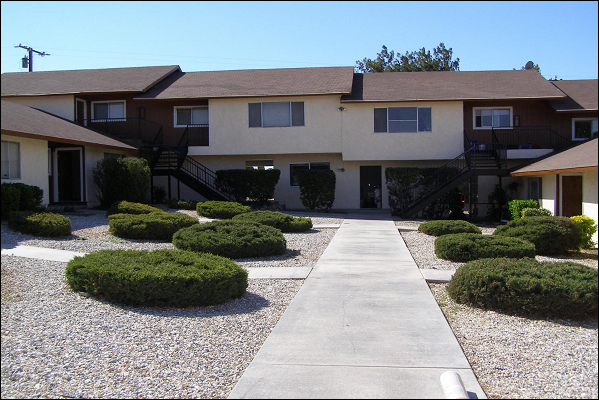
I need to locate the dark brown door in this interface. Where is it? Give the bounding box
[561,176,582,217]
[57,149,82,202]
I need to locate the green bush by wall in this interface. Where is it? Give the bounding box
[435,233,536,262]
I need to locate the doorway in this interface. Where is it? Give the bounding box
[360,166,382,208]
[561,175,582,217]
[56,148,83,202]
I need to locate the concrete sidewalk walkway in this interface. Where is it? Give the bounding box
[229,214,486,399]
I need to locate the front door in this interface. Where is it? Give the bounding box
[56,148,83,202]
[561,175,582,217]
[360,166,382,208]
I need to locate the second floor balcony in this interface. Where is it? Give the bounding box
[466,126,573,153]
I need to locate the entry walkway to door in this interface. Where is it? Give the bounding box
[229,213,486,399]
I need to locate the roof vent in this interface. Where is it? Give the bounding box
[524,61,534,70]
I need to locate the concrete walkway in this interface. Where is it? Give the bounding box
[229,214,486,399]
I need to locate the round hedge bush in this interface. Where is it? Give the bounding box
[232,211,313,232]
[65,249,248,307]
[493,216,581,255]
[447,257,598,320]
[435,233,535,262]
[8,211,71,237]
[108,212,199,240]
[196,201,251,219]
[418,220,482,236]
[173,220,286,258]
[521,207,553,217]
[106,200,161,217]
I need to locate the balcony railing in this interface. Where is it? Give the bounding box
[466,126,572,151]
[84,118,163,146]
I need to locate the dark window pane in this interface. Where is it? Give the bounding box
[263,102,290,127]
[291,102,305,126]
[418,107,432,132]
[374,108,387,132]
[389,120,418,133]
[310,162,330,170]
[290,163,310,186]
[94,103,109,119]
[389,107,417,121]
[177,108,191,125]
[249,103,262,127]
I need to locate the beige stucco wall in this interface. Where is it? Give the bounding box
[340,101,464,161]
[4,95,75,121]
[539,175,557,214]
[188,95,343,157]
[582,171,598,246]
[1,134,50,205]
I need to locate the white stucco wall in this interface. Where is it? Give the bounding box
[582,171,598,246]
[340,101,464,161]
[1,134,50,205]
[188,95,343,156]
[4,95,75,121]
[539,175,557,214]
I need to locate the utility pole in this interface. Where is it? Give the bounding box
[15,44,50,72]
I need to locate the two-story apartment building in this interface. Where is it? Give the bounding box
[2,65,597,223]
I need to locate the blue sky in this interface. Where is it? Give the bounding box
[1,1,598,80]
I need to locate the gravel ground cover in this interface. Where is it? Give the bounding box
[397,219,598,399]
[1,209,338,399]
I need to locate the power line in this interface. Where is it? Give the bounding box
[15,44,50,72]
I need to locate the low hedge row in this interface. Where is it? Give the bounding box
[108,212,199,240]
[418,220,482,236]
[65,249,248,307]
[494,216,581,255]
[435,233,536,262]
[196,201,251,219]
[448,257,598,320]
[8,211,71,237]
[232,211,313,232]
[173,220,286,258]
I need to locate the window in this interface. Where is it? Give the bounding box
[91,101,125,120]
[527,177,542,201]
[249,102,305,127]
[572,118,598,140]
[246,160,274,170]
[473,107,512,129]
[289,162,330,186]
[374,107,432,133]
[1,140,20,179]
[174,106,209,127]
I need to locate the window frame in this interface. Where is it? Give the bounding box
[1,140,21,179]
[289,162,330,186]
[571,117,598,141]
[90,100,126,121]
[472,107,513,130]
[249,101,305,128]
[173,106,209,128]
[373,106,432,133]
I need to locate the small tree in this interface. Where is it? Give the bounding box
[93,156,151,208]
[356,43,460,73]
[295,169,336,210]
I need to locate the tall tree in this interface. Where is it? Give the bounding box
[515,61,541,74]
[355,43,460,73]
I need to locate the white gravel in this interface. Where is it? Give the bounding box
[399,220,598,399]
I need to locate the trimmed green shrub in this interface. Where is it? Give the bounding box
[521,207,552,217]
[167,198,198,210]
[448,257,598,320]
[232,211,313,232]
[8,211,71,237]
[173,220,286,258]
[508,199,539,220]
[65,249,248,307]
[1,182,44,219]
[215,169,281,204]
[295,169,336,210]
[92,156,151,208]
[106,200,161,217]
[196,201,250,219]
[435,233,535,262]
[108,212,198,240]
[494,216,581,255]
[418,220,482,236]
[570,215,598,249]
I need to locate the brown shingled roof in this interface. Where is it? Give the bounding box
[549,79,598,111]
[1,65,180,96]
[341,69,566,102]
[135,67,355,99]
[511,138,598,176]
[1,100,136,151]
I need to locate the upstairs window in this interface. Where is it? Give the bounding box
[91,101,125,121]
[374,107,432,133]
[1,140,20,179]
[174,106,209,127]
[249,102,305,128]
[473,107,512,129]
[572,118,598,140]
